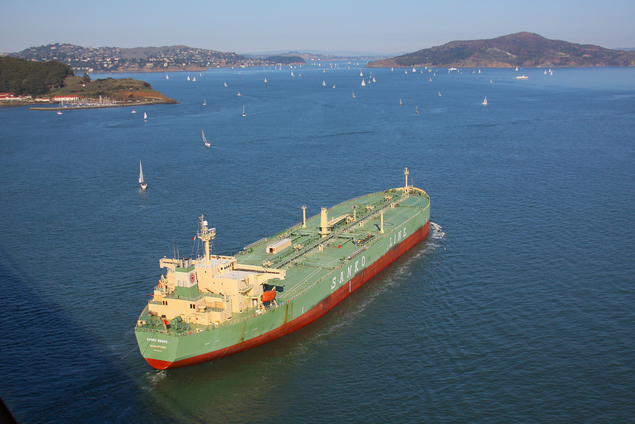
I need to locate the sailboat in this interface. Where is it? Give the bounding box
[192,77,196,82]
[415,106,419,114]
[131,110,136,113]
[166,75,169,79]
[372,76,376,82]
[291,71,294,77]
[399,98,403,105]
[242,105,246,117]
[57,103,62,115]
[143,112,147,120]
[360,70,363,77]
[352,91,356,98]
[187,76,190,81]
[438,91,441,97]
[264,78,267,83]
[202,130,210,147]
[482,96,488,106]
[203,98,206,105]
[322,80,326,86]
[139,161,147,190]
[224,82,228,87]
[361,79,366,86]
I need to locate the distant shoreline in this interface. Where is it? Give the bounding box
[28,99,177,111]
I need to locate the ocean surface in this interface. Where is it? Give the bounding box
[0,64,634,423]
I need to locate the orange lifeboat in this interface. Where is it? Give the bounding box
[261,290,276,302]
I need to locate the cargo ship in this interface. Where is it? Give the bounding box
[135,169,431,369]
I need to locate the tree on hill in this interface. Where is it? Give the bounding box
[0,57,74,96]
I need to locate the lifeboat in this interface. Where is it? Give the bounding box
[261,290,276,302]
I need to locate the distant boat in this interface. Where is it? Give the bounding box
[139,160,147,190]
[415,106,419,114]
[361,79,366,86]
[412,67,416,72]
[291,71,294,77]
[360,70,363,77]
[515,75,528,79]
[202,130,210,147]
[399,98,403,105]
[372,76,376,82]
[192,77,196,82]
[143,112,147,120]
[482,96,488,105]
[298,73,301,77]
[332,84,336,88]
[515,66,519,71]
[391,67,394,71]
[242,105,246,117]
[224,82,228,87]
[131,110,136,113]
[322,80,326,86]
[438,91,441,97]
[203,99,206,105]
[352,91,356,98]
[405,70,408,74]
[165,75,169,79]
[544,70,547,75]
[237,92,241,96]
[187,76,190,81]
[264,78,267,83]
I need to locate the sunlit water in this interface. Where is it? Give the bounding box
[1,65,634,423]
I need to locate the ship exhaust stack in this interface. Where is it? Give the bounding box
[318,207,330,238]
[302,206,307,228]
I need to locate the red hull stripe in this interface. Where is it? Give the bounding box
[146,220,430,369]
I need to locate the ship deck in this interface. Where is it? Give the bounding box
[234,189,430,305]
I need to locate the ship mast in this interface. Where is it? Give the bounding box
[197,215,216,265]
[404,167,410,192]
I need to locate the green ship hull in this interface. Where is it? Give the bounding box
[135,177,430,369]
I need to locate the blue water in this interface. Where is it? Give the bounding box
[1,65,634,423]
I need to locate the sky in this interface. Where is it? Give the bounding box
[1,0,634,54]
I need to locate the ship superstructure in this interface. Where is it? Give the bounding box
[135,169,431,369]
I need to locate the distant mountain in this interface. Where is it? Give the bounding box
[10,43,274,73]
[367,32,635,68]
[245,51,392,61]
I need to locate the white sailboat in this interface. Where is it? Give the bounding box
[399,98,403,105]
[166,75,169,79]
[332,84,336,88]
[224,82,228,87]
[352,91,356,98]
[192,77,196,82]
[322,80,326,86]
[415,106,419,114]
[139,161,147,190]
[360,70,363,77]
[264,78,267,83]
[482,96,488,105]
[372,76,376,82]
[202,130,210,147]
[361,79,366,86]
[203,99,206,105]
[291,71,294,77]
[131,110,136,113]
[242,105,246,117]
[143,112,147,120]
[187,76,190,81]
